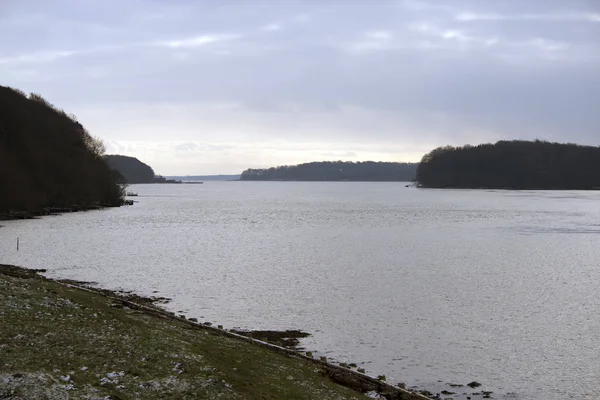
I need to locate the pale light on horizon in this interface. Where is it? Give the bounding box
[1,0,598,174]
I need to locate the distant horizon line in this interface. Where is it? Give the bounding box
[161,161,421,177]
[164,174,241,177]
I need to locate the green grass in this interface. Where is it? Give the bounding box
[0,271,368,400]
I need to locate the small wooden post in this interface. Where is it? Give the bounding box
[17,237,19,251]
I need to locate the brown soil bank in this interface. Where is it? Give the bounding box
[0,264,430,400]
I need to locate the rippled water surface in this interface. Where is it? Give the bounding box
[2,183,599,399]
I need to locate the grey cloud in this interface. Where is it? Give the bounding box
[1,0,599,173]
[173,142,237,153]
[174,142,200,152]
[455,12,600,22]
[321,151,358,158]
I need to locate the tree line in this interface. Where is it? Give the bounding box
[0,86,125,217]
[103,155,156,184]
[240,161,418,181]
[103,155,183,184]
[416,140,600,189]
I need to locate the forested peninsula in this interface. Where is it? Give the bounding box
[417,140,600,189]
[103,155,156,184]
[103,155,183,184]
[0,86,125,219]
[240,161,418,181]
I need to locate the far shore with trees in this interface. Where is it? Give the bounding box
[3,82,598,221]
[240,140,600,190]
[103,154,182,184]
[240,161,418,182]
[416,140,600,190]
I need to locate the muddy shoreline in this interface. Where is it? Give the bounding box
[0,263,432,400]
[0,264,505,399]
[0,202,133,222]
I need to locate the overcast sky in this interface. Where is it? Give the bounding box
[1,0,599,174]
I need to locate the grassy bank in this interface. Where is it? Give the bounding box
[0,265,428,400]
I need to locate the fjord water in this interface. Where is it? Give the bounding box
[1,183,599,399]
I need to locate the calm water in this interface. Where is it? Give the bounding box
[1,183,599,399]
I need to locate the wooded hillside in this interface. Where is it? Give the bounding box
[0,86,125,217]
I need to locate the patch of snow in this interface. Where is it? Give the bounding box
[106,371,125,379]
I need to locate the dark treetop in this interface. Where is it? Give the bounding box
[416,140,600,189]
[240,161,418,181]
[0,86,125,216]
[103,155,183,184]
[103,155,156,184]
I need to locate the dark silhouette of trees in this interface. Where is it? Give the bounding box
[417,140,600,189]
[240,161,418,181]
[103,155,182,184]
[0,86,125,217]
[103,155,156,184]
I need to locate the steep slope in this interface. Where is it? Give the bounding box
[0,86,124,216]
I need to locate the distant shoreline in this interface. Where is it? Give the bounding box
[416,185,600,190]
[234,179,414,183]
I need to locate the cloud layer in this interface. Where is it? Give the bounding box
[1,0,598,174]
